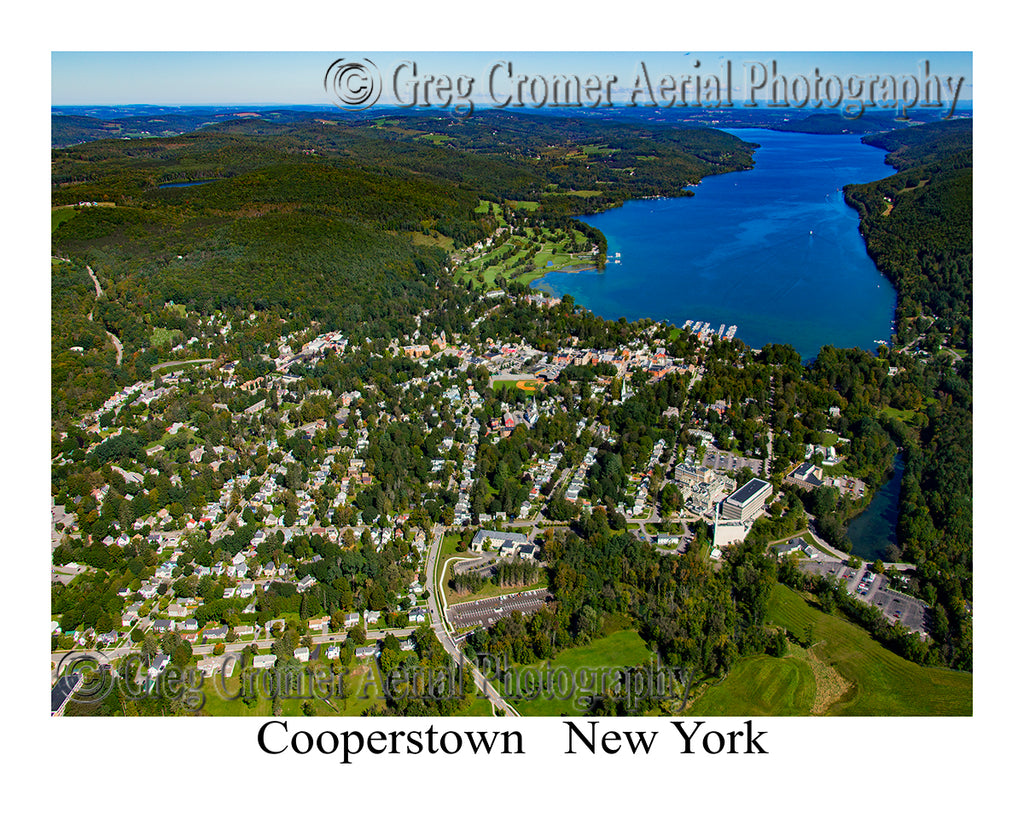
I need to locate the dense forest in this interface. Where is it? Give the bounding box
[844,119,973,669]
[845,119,972,344]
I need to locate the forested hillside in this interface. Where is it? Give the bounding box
[845,119,972,344]
[844,119,972,669]
[51,112,755,422]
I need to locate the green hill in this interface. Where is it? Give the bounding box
[689,584,971,716]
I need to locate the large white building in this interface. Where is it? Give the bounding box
[720,478,772,522]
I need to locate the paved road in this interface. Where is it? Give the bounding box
[424,526,521,716]
[84,264,123,365]
[86,265,103,298]
[108,331,123,366]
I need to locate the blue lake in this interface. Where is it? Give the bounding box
[532,129,898,360]
[158,180,214,188]
[846,454,906,562]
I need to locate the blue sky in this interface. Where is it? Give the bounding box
[52,52,972,107]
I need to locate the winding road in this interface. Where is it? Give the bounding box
[85,265,123,366]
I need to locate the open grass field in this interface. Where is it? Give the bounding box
[879,405,925,426]
[687,653,816,716]
[197,659,383,717]
[52,207,79,232]
[195,657,489,717]
[150,358,216,373]
[150,326,182,347]
[767,584,971,715]
[687,584,972,716]
[408,230,454,250]
[505,629,653,717]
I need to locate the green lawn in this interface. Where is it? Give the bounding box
[880,406,925,426]
[687,653,816,716]
[685,584,972,716]
[197,659,383,716]
[505,629,654,716]
[150,326,182,347]
[769,529,840,559]
[446,578,549,606]
[150,358,215,373]
[766,584,971,715]
[409,231,454,251]
[416,133,454,145]
[459,696,497,716]
[52,207,79,232]
[435,536,471,599]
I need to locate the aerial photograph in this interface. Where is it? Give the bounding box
[49,50,973,724]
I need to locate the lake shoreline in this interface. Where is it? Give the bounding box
[530,129,897,360]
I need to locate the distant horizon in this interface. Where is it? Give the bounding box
[52,52,973,110]
[52,101,975,110]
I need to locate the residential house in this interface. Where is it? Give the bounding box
[197,656,236,678]
[148,654,170,679]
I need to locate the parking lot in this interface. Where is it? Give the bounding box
[447,588,553,630]
[703,448,763,475]
[798,559,928,634]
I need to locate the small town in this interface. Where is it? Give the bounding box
[51,287,931,717]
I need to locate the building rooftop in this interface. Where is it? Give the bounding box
[727,478,771,507]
